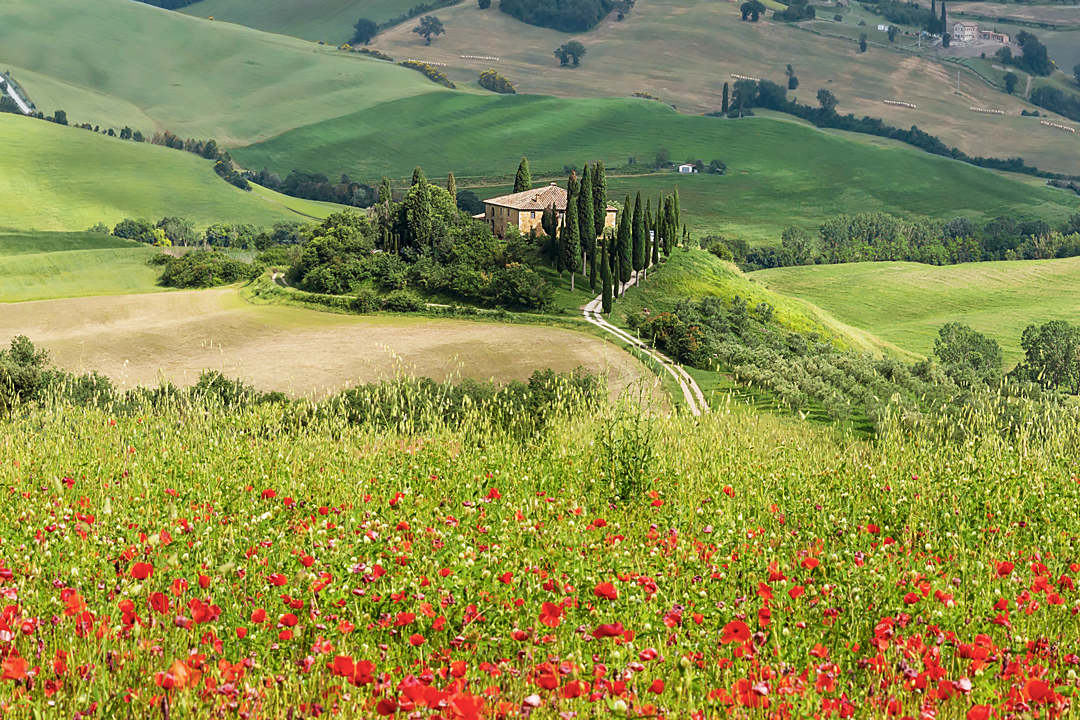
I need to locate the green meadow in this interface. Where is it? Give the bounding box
[752,256,1080,364]
[0,114,341,232]
[181,0,430,42]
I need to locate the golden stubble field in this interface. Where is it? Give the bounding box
[0,289,655,397]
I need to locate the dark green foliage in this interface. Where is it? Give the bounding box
[1004,72,1018,95]
[631,192,645,272]
[617,196,632,284]
[244,169,373,207]
[858,33,868,52]
[156,216,197,246]
[578,165,596,288]
[1074,64,1080,87]
[553,41,587,67]
[541,205,558,239]
[51,110,68,126]
[0,336,50,415]
[934,323,1003,389]
[740,0,765,20]
[353,18,378,44]
[1013,320,1080,394]
[592,160,607,240]
[863,0,935,31]
[1028,85,1080,124]
[722,83,729,114]
[514,157,532,193]
[501,0,617,32]
[131,0,199,8]
[381,289,424,312]
[601,239,612,313]
[774,0,815,22]
[112,218,156,243]
[562,193,581,289]
[996,32,1051,76]
[456,189,484,214]
[157,251,257,288]
[413,15,445,44]
[479,0,492,8]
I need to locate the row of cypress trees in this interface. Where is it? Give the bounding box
[599,186,683,313]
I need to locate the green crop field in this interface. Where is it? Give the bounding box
[0,231,163,302]
[262,93,1080,242]
[180,0,433,43]
[0,0,439,145]
[751,257,1080,364]
[0,287,652,396]
[372,0,1080,175]
[0,114,343,232]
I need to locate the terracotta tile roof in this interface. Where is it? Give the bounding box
[483,183,619,212]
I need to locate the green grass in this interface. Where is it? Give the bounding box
[0,114,343,232]
[0,0,440,145]
[267,92,1080,242]
[180,0,434,43]
[0,231,164,302]
[751,256,1080,364]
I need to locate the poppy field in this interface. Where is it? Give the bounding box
[1,394,1080,719]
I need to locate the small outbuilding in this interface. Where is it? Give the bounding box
[677,163,698,174]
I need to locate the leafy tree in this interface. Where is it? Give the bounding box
[780,226,815,265]
[561,195,581,290]
[541,204,558,239]
[933,323,1002,389]
[500,0,615,32]
[601,238,613,312]
[514,157,532,192]
[1074,63,1080,87]
[578,165,596,286]
[592,160,607,240]
[617,196,632,286]
[858,33,868,52]
[1003,72,1018,94]
[402,176,434,247]
[722,82,729,113]
[0,336,50,414]
[352,18,377,44]
[456,189,483,215]
[157,216,197,246]
[52,109,68,126]
[631,192,645,272]
[888,25,897,42]
[817,88,838,113]
[654,147,671,168]
[740,0,765,21]
[786,64,799,90]
[413,16,445,45]
[1016,320,1080,393]
[553,41,587,67]
[478,0,491,7]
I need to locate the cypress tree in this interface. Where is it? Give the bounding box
[648,200,660,266]
[514,157,532,192]
[411,166,426,187]
[930,0,936,31]
[592,160,607,239]
[631,192,645,273]
[617,196,633,288]
[446,172,457,201]
[562,199,581,291]
[663,197,675,255]
[541,204,557,239]
[722,82,729,113]
[644,199,653,268]
[673,187,681,232]
[378,177,392,204]
[601,237,613,313]
[940,1,947,35]
[578,164,596,287]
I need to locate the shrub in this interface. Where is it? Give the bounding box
[381,289,424,312]
[478,69,516,94]
[398,60,455,88]
[157,251,257,288]
[112,218,156,243]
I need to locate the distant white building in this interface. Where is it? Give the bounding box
[877,24,890,32]
[677,163,698,174]
[952,21,979,43]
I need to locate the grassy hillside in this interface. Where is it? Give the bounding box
[0,114,342,232]
[373,0,1080,175]
[0,232,163,302]
[0,0,439,145]
[611,248,908,357]
[180,0,428,43]
[237,93,1077,242]
[751,257,1080,363]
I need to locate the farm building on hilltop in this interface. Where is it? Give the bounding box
[952,21,980,43]
[482,183,618,236]
[677,163,698,174]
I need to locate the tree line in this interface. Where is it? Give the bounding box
[708,211,1080,271]
[498,0,627,32]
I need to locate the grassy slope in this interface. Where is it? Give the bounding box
[180,0,425,43]
[609,248,908,357]
[0,114,345,232]
[751,257,1080,364]
[264,93,1080,242]
[0,232,163,302]
[372,0,1080,175]
[0,0,439,145]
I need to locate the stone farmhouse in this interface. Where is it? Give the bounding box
[481,183,618,237]
[952,21,980,43]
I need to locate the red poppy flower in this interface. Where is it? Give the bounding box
[903,592,920,605]
[592,622,625,639]
[801,557,820,571]
[376,699,397,716]
[131,562,153,580]
[235,627,247,639]
[280,613,298,627]
[1,656,28,682]
[594,582,618,600]
[251,608,267,624]
[268,574,287,586]
[332,656,354,677]
[721,620,751,645]
[996,561,1014,577]
[539,602,563,628]
[648,679,665,694]
[148,592,169,615]
[966,706,991,720]
[408,633,425,646]
[788,585,805,600]
[1025,678,1052,703]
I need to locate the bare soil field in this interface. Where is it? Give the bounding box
[0,289,654,397]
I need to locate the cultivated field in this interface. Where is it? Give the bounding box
[0,288,652,396]
[0,0,439,145]
[181,0,435,42]
[266,94,1080,242]
[373,0,1080,174]
[752,256,1080,363]
[0,114,340,232]
[947,2,1080,28]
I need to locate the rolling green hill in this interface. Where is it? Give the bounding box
[0,114,342,232]
[180,0,428,43]
[0,0,438,145]
[751,257,1080,364]
[0,231,163,302]
[235,92,1077,242]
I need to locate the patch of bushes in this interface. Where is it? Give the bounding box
[1029,85,1080,124]
[774,0,815,21]
[399,60,456,88]
[378,0,461,30]
[479,69,516,94]
[156,250,257,288]
[499,0,625,32]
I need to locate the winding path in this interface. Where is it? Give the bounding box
[583,274,708,416]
